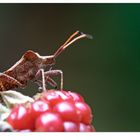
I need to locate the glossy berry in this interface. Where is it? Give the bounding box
[53,101,79,122]
[30,100,51,119]
[79,123,93,132]
[75,102,92,124]
[7,90,95,132]
[7,105,34,130]
[63,121,79,132]
[35,112,64,132]
[67,91,84,102]
[53,90,73,101]
[42,90,63,106]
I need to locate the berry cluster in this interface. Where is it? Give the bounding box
[7,90,95,132]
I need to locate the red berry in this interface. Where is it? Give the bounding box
[68,91,84,102]
[30,100,51,119]
[51,90,73,101]
[79,123,93,132]
[63,122,79,132]
[53,101,79,122]
[35,112,64,132]
[75,102,92,124]
[42,90,63,106]
[59,90,73,101]
[19,129,32,132]
[7,90,95,132]
[7,105,34,130]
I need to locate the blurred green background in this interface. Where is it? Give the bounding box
[0,4,140,131]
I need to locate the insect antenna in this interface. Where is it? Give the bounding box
[53,31,92,58]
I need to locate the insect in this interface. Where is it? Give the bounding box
[0,31,92,92]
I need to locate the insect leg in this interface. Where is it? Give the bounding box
[45,76,57,89]
[34,69,63,90]
[35,68,57,91]
[35,76,57,90]
[39,69,46,91]
[44,70,63,90]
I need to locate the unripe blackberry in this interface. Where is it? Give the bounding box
[6,90,95,132]
[35,112,64,132]
[7,105,34,130]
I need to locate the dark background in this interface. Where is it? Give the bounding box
[0,4,140,131]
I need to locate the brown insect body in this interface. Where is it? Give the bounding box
[0,31,91,91]
[3,51,55,90]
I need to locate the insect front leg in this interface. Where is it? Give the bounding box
[44,70,63,90]
[34,69,63,91]
[35,76,57,92]
[34,69,46,91]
